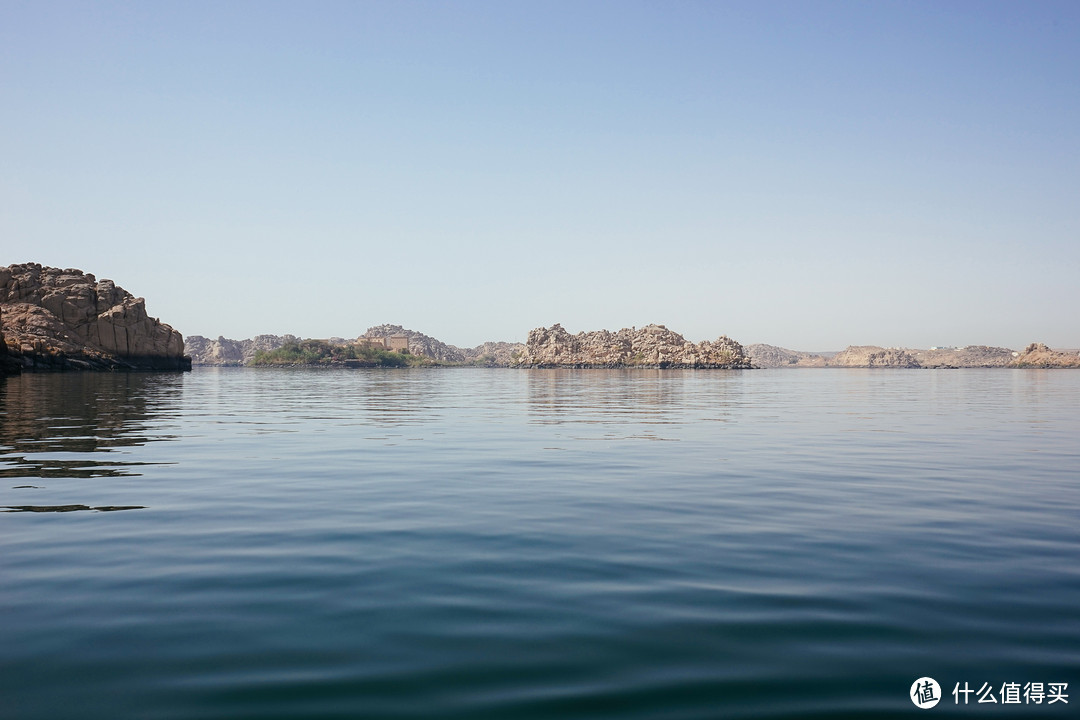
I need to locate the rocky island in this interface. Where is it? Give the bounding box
[0,263,190,372]
[515,324,752,368]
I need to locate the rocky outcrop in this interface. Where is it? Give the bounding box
[912,345,1016,368]
[746,343,828,368]
[361,324,466,362]
[0,263,190,371]
[1009,343,1080,368]
[186,326,527,366]
[186,334,300,365]
[1,307,22,376]
[515,323,751,368]
[828,346,921,368]
[461,341,526,366]
[749,343,1023,369]
[362,327,526,365]
[824,344,1023,368]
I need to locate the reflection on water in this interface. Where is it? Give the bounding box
[1,368,1079,720]
[3,504,145,512]
[188,367,464,428]
[0,372,182,479]
[526,369,744,426]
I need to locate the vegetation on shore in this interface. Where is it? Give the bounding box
[250,340,434,367]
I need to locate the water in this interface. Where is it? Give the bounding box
[1,368,1078,718]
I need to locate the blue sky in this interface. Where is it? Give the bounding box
[2,1,1077,349]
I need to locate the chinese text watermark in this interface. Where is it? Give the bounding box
[911,678,1068,709]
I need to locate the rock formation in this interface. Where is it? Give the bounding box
[462,341,526,366]
[1,307,22,376]
[0,263,190,371]
[828,346,922,368]
[187,325,527,367]
[185,325,1079,372]
[360,324,466,362]
[745,343,828,368]
[1009,343,1080,368]
[361,327,528,365]
[185,334,300,366]
[515,323,751,368]
[748,343,1023,369]
[186,326,527,366]
[911,345,1016,368]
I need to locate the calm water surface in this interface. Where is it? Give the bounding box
[1,368,1078,719]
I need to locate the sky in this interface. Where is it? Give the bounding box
[2,0,1078,350]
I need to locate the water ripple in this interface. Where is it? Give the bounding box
[1,368,1078,718]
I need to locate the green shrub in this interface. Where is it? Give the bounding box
[250,340,429,367]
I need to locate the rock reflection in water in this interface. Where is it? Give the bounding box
[2,504,145,512]
[0,372,182,480]
[526,368,743,427]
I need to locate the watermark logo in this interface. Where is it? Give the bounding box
[953,681,1069,705]
[911,677,942,709]
[909,678,1069,708]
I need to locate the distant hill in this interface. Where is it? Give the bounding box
[747,342,1080,368]
[185,334,300,366]
[745,344,828,368]
[464,341,524,366]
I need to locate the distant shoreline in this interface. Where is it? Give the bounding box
[3,264,1077,374]
[189,332,1080,370]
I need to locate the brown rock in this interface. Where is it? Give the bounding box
[745,343,828,368]
[361,324,466,362]
[185,334,301,366]
[1,306,22,375]
[0,263,190,371]
[462,341,526,366]
[1009,343,1080,368]
[515,323,751,368]
[911,345,1016,368]
[828,346,921,368]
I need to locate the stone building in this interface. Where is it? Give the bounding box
[356,335,410,352]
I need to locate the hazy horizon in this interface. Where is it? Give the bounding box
[4,2,1078,350]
